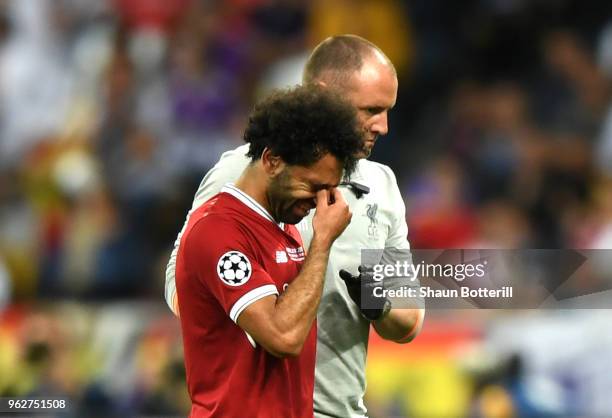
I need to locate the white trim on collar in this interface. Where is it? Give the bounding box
[222,184,285,229]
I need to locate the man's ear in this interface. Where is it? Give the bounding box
[261,147,285,177]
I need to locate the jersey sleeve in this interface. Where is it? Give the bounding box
[165,144,251,315]
[181,216,279,323]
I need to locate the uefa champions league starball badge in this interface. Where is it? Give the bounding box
[217,251,252,286]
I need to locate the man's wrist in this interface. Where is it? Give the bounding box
[310,232,334,249]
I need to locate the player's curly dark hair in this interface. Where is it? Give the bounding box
[244,85,362,175]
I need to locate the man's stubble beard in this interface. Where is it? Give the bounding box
[266,169,295,224]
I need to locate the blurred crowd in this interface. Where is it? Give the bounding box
[0,302,189,417]
[394,3,612,251]
[0,0,612,417]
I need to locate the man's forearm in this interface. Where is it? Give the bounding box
[373,308,424,343]
[271,235,332,347]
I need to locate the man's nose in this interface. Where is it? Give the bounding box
[370,112,388,135]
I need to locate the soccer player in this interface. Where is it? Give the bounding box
[175,86,362,418]
[168,35,425,417]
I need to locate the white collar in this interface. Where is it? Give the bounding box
[221,184,285,230]
[341,159,370,188]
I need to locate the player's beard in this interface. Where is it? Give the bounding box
[358,135,377,159]
[267,169,313,225]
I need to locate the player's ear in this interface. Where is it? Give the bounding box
[261,147,285,177]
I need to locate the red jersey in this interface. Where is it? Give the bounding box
[176,184,315,418]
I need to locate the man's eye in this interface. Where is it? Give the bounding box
[366,107,383,115]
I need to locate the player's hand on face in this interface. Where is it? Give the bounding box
[312,188,351,246]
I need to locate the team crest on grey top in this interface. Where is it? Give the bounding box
[365,203,379,239]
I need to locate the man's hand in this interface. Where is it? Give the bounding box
[339,265,391,321]
[312,188,352,246]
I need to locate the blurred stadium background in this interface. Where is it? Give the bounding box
[1,0,612,417]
